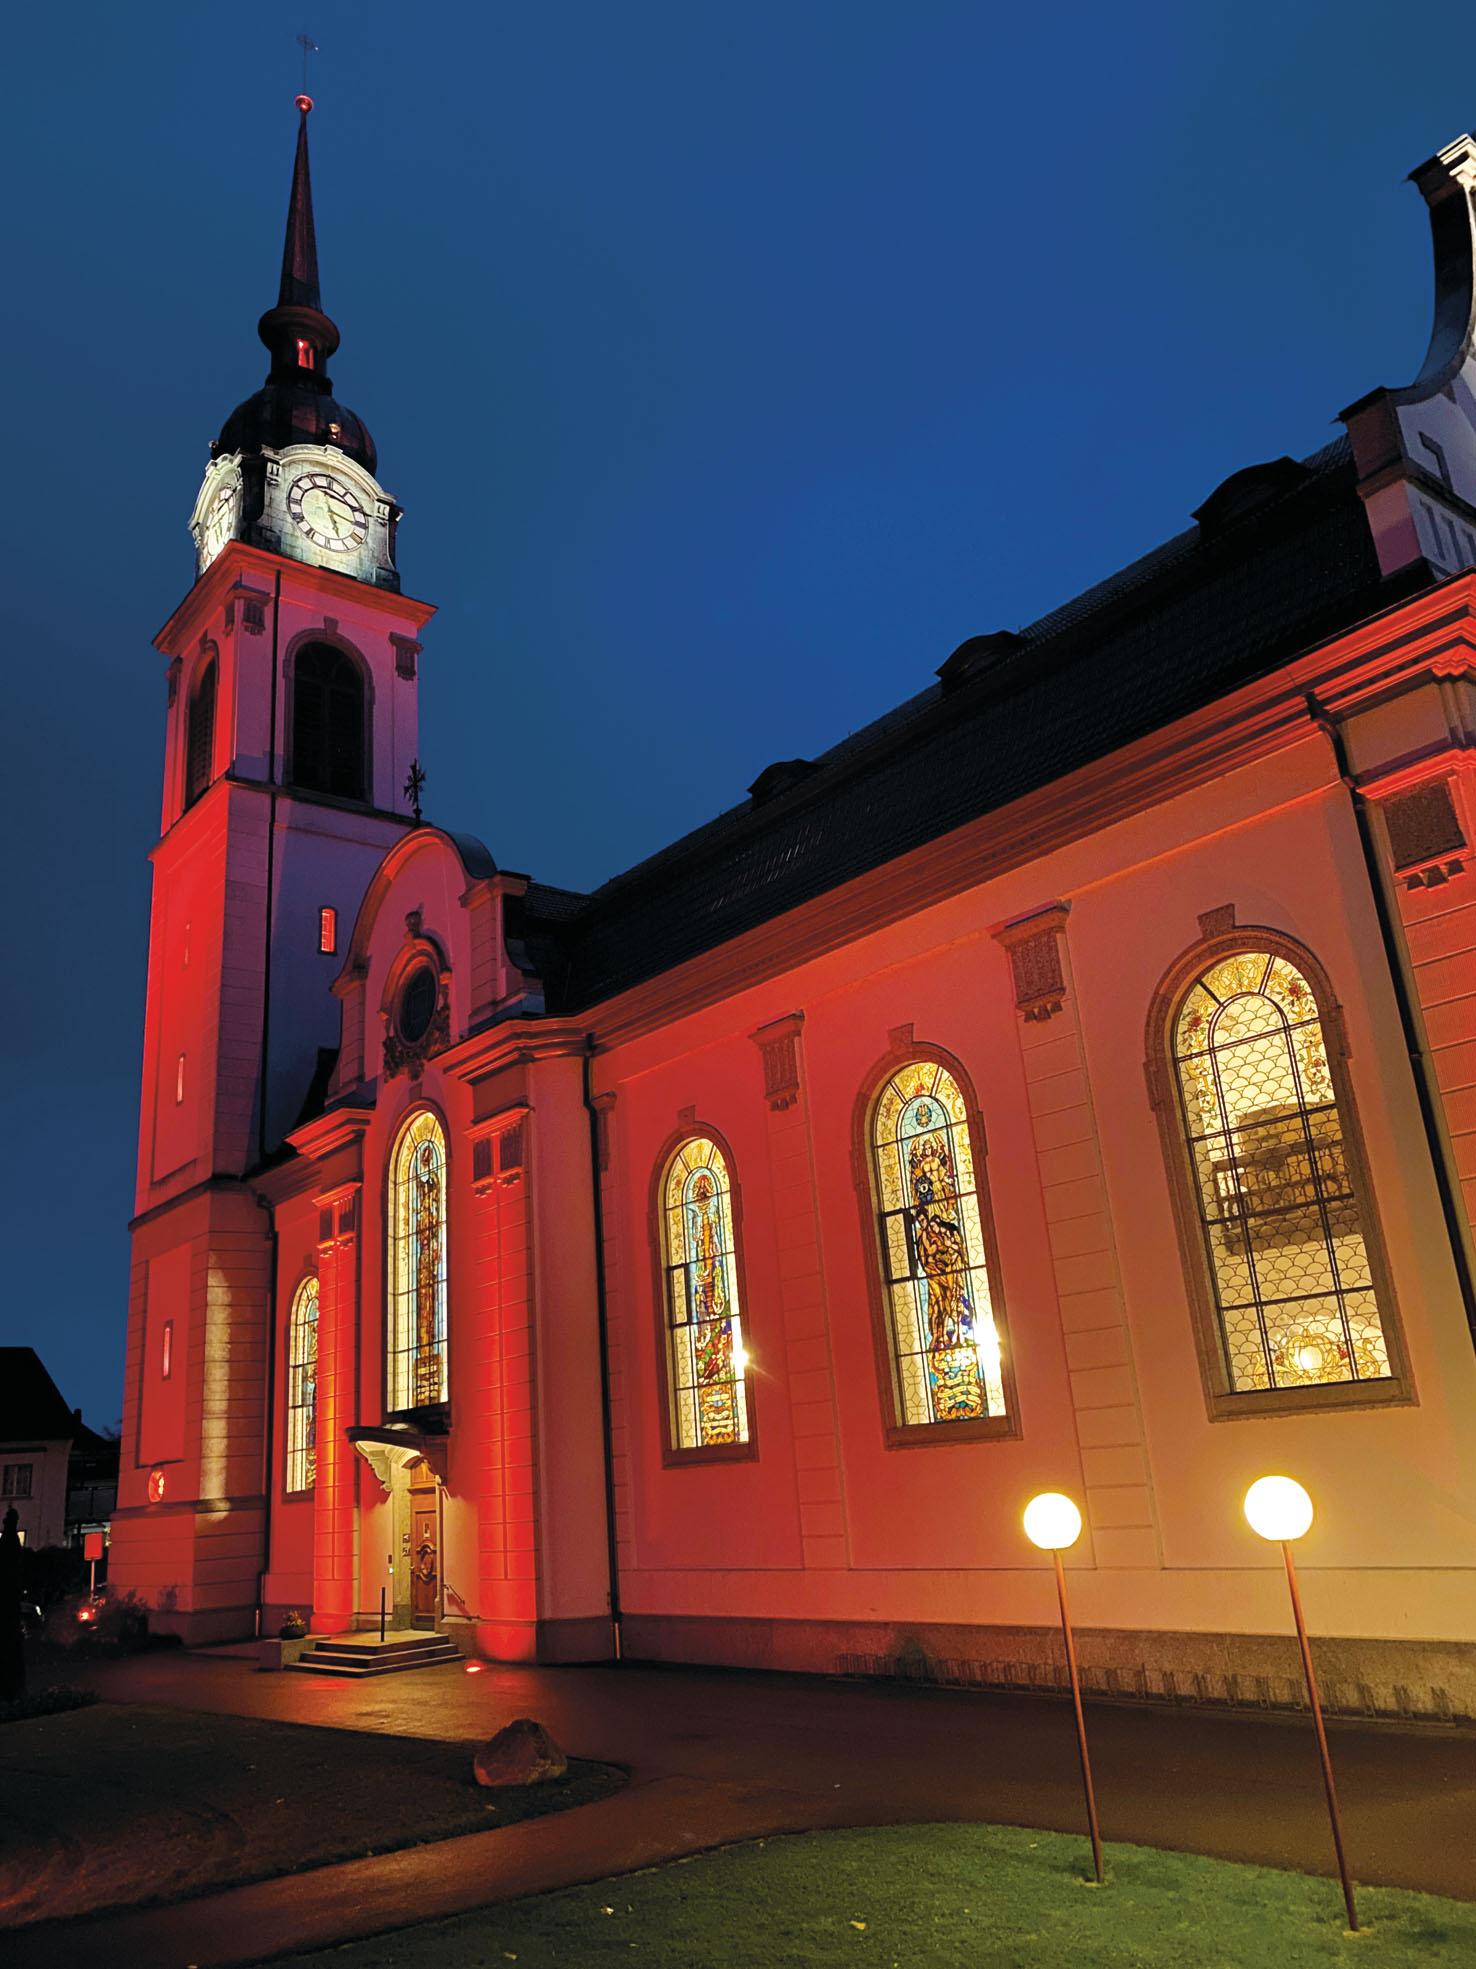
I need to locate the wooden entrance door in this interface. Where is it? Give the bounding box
[410,1481,438,1629]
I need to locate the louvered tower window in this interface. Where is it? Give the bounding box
[292,643,366,801]
[185,658,217,807]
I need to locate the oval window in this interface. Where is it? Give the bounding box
[397,966,438,1044]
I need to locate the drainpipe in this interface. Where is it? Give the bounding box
[256,1195,278,1639]
[258,570,282,1167]
[1310,697,1476,1353]
[583,1035,623,1661]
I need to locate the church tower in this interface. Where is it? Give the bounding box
[111,99,436,1641]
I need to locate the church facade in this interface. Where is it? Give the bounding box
[112,105,1476,1713]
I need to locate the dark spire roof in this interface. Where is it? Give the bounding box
[277,102,323,312]
[214,96,377,474]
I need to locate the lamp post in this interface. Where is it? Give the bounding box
[1024,1491,1103,1885]
[1243,1476,1358,1933]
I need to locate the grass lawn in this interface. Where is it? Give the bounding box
[267,1823,1476,1967]
[0,1702,623,1928]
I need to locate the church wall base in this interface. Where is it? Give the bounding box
[618,1613,1476,1723]
[144,1602,263,1647]
[460,1614,616,1665]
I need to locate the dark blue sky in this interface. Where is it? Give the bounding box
[0,1,1465,1427]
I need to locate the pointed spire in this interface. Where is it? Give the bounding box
[214,95,377,477]
[278,96,322,312]
[256,95,340,377]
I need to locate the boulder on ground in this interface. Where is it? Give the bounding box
[473,1716,569,1787]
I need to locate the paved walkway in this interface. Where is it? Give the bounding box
[8,1649,1475,1967]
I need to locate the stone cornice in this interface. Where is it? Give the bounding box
[154,539,436,657]
[437,1015,589,1083]
[286,1103,375,1163]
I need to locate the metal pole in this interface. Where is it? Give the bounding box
[379,1587,387,1645]
[1282,1541,1358,1931]
[1053,1548,1104,1884]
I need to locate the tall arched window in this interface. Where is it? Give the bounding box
[185,656,217,807]
[1167,946,1399,1401]
[659,1137,750,1453]
[388,1110,448,1412]
[868,1059,1009,1433]
[292,642,366,801]
[285,1276,319,1493]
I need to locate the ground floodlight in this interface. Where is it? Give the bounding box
[1024,1492,1083,1552]
[1243,1475,1314,1543]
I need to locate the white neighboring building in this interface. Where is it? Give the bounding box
[0,1349,77,1549]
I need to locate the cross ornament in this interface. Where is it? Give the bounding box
[295,28,319,94]
[404,759,427,825]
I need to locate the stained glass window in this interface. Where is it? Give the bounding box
[661,1138,750,1451]
[871,1061,1007,1428]
[286,1276,319,1493]
[1171,950,1392,1394]
[388,1110,448,1412]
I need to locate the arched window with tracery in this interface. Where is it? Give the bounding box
[285,1276,319,1493]
[1166,945,1401,1404]
[185,655,217,807]
[868,1058,1010,1434]
[659,1137,750,1453]
[292,642,366,801]
[387,1110,448,1412]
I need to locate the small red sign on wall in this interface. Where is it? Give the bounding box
[83,1531,105,1561]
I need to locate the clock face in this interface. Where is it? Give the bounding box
[202,482,238,565]
[287,471,368,552]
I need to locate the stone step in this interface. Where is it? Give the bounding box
[290,1634,461,1678]
[312,1635,452,1659]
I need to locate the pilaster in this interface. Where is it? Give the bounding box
[748,1011,849,1570]
[312,1183,360,1631]
[466,1106,539,1654]
[992,905,1161,1567]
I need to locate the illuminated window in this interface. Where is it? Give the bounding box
[292,643,366,801]
[1169,949,1396,1397]
[1,1464,33,1499]
[387,1111,448,1412]
[296,338,315,370]
[286,1276,319,1492]
[185,655,217,806]
[175,1054,186,1104]
[319,905,337,954]
[161,1320,173,1380]
[659,1137,749,1452]
[868,1060,1008,1431]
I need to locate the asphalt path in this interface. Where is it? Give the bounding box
[6,1648,1473,1967]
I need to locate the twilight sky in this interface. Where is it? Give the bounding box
[0,0,1468,1427]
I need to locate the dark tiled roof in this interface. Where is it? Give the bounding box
[516,439,1428,1012]
[0,1348,76,1442]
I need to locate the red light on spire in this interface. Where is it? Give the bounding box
[296,94,313,114]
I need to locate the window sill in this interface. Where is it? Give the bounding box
[1206,1377,1415,1421]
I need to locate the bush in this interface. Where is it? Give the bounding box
[0,1685,100,1725]
[47,1591,151,1655]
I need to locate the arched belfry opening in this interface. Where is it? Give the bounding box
[291,642,367,800]
[185,656,217,807]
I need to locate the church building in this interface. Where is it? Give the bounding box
[112,101,1476,1712]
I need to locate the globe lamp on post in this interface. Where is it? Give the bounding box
[1243,1477,1358,1933]
[1023,1492,1102,1885]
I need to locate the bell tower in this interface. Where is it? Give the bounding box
[111,98,435,1642]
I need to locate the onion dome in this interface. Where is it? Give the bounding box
[213,98,377,475]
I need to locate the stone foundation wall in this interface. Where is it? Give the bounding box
[619,1613,1476,1723]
